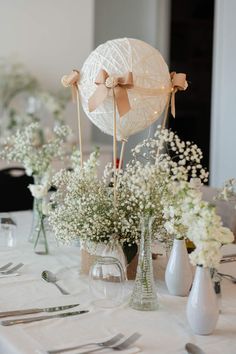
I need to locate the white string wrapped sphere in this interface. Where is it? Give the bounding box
[79,38,171,141]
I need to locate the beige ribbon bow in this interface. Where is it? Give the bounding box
[88,69,133,117]
[61,70,80,102]
[170,72,188,117]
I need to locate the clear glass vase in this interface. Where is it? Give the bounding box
[30,197,49,255]
[29,175,41,243]
[29,197,40,242]
[129,216,158,311]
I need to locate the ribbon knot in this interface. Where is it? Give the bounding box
[170,72,188,117]
[89,69,133,117]
[105,76,118,89]
[61,70,80,102]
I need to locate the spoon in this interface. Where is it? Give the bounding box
[185,343,206,354]
[41,270,70,295]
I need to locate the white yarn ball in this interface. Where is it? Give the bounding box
[80,38,171,141]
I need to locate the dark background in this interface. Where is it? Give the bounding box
[169,0,215,173]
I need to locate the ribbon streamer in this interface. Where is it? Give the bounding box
[170,72,188,118]
[112,89,117,207]
[61,70,83,167]
[61,70,80,102]
[89,69,133,117]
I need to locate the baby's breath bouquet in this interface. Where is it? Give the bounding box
[48,126,216,266]
[0,122,70,177]
[0,122,71,254]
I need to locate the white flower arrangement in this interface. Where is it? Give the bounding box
[49,127,211,251]
[48,124,234,267]
[169,181,234,268]
[0,122,71,178]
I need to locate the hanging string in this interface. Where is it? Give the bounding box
[161,92,171,130]
[112,88,117,207]
[61,70,83,168]
[75,86,83,167]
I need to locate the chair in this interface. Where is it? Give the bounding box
[0,167,33,212]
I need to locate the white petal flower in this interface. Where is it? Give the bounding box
[28,184,48,199]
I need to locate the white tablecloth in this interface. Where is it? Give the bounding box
[0,211,236,354]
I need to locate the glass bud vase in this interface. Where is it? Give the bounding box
[32,198,49,255]
[129,216,158,311]
[29,197,41,243]
[28,175,41,243]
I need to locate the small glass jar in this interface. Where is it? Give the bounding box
[0,215,17,248]
[89,256,126,308]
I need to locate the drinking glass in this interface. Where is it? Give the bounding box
[0,214,17,248]
[89,256,126,308]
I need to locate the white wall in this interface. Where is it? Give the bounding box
[0,0,94,146]
[210,0,236,187]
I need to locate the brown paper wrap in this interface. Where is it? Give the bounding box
[80,248,139,280]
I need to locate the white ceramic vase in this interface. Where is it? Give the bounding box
[165,238,193,296]
[187,266,219,335]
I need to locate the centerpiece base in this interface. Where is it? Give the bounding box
[80,248,139,280]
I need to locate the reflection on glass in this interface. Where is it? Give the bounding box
[89,256,126,308]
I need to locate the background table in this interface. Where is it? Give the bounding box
[0,211,235,354]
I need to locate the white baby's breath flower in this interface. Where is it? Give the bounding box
[0,122,70,178]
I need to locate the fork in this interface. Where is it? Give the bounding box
[47,333,124,354]
[0,262,13,271]
[218,272,236,283]
[78,332,141,354]
[0,263,24,275]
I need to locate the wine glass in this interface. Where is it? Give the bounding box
[89,256,126,308]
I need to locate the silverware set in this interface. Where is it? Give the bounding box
[2,310,88,326]
[0,262,24,277]
[46,332,141,354]
[0,304,89,326]
[0,304,80,318]
[2,255,235,353]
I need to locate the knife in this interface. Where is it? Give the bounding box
[222,253,236,258]
[220,256,236,263]
[1,310,89,326]
[0,304,80,318]
[0,273,19,279]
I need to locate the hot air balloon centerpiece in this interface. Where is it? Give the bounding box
[48,38,191,280]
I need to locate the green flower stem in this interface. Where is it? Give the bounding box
[33,199,48,255]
